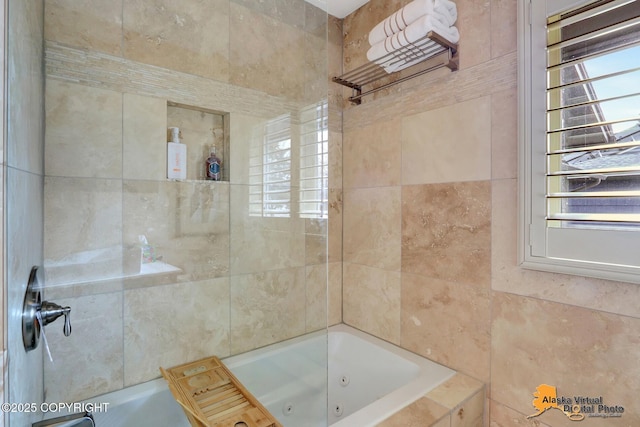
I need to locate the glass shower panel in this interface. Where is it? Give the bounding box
[5,0,46,425]
[228,2,330,426]
[31,0,329,426]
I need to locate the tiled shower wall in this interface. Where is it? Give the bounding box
[41,0,342,403]
[340,1,640,426]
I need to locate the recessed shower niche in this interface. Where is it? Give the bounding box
[116,102,233,289]
[167,102,230,182]
[43,97,233,294]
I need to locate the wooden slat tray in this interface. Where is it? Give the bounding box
[161,356,283,427]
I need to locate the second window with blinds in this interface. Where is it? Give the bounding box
[519,0,640,283]
[249,102,328,219]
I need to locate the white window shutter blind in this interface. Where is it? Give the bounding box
[519,0,640,282]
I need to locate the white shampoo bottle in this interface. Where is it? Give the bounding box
[167,127,187,180]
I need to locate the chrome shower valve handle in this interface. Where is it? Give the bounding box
[23,266,73,352]
[40,301,72,337]
[64,309,72,336]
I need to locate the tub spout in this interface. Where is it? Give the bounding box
[32,412,94,427]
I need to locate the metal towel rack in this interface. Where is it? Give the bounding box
[332,31,458,105]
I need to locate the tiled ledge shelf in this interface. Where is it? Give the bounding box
[44,261,183,299]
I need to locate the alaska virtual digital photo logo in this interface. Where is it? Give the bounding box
[527,384,624,421]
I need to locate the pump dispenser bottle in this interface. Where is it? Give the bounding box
[205,146,222,181]
[167,127,187,180]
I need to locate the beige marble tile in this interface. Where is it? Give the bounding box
[491,292,640,426]
[229,185,305,275]
[328,130,343,190]
[46,38,306,121]
[306,261,342,329]
[427,374,485,410]
[229,3,306,100]
[343,262,401,344]
[491,0,517,59]
[377,397,450,427]
[123,0,230,82]
[305,217,327,266]
[123,94,168,181]
[305,232,327,266]
[328,262,343,326]
[343,186,401,271]
[397,57,453,96]
[45,79,123,178]
[489,400,551,427]
[343,119,401,189]
[491,89,517,179]
[305,1,327,36]
[44,0,123,55]
[457,0,492,69]
[402,96,492,185]
[167,105,226,181]
[123,180,230,282]
[229,113,268,186]
[44,292,124,402]
[401,273,491,382]
[328,188,343,263]
[306,215,327,236]
[229,0,278,21]
[304,30,329,104]
[230,268,306,353]
[328,16,344,114]
[491,179,640,319]
[123,277,230,386]
[327,114,342,236]
[452,389,485,427]
[306,264,328,332]
[431,415,453,427]
[231,0,306,30]
[44,177,123,287]
[329,105,343,136]
[402,181,491,287]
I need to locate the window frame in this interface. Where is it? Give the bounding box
[518,0,640,284]
[249,113,292,218]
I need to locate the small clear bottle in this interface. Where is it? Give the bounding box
[205,146,222,181]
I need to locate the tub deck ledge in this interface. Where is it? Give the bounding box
[377,373,486,426]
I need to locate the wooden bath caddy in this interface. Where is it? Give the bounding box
[161,356,283,427]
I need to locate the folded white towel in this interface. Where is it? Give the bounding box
[366,15,459,73]
[368,0,458,46]
[435,0,457,25]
